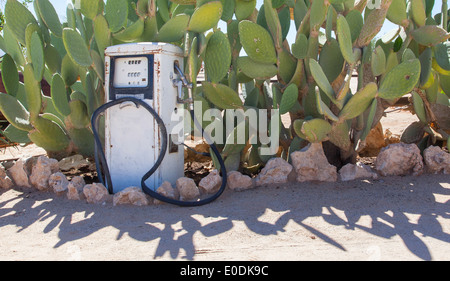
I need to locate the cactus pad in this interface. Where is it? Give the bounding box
[419,47,433,88]
[328,121,351,151]
[378,59,421,100]
[339,82,378,121]
[309,0,327,32]
[67,128,95,157]
[0,93,33,131]
[61,54,80,86]
[205,30,231,83]
[356,0,390,47]
[239,20,277,64]
[63,28,93,67]
[264,0,282,46]
[188,1,223,33]
[316,90,339,122]
[386,0,408,26]
[30,32,45,81]
[345,10,363,43]
[411,25,450,47]
[1,54,19,96]
[319,38,345,83]
[309,59,335,102]
[44,45,62,74]
[278,49,297,83]
[336,15,356,64]
[105,0,128,33]
[235,0,256,21]
[412,91,427,124]
[112,18,145,42]
[279,84,299,115]
[203,82,243,110]
[67,99,90,129]
[294,118,332,143]
[5,0,38,45]
[93,14,111,59]
[400,121,426,144]
[3,124,31,144]
[80,0,102,20]
[170,0,197,4]
[371,45,386,77]
[51,73,71,117]
[28,117,70,152]
[291,33,308,59]
[411,0,426,27]
[140,15,158,42]
[402,48,416,62]
[156,14,190,42]
[24,23,42,58]
[35,0,63,37]
[23,64,42,121]
[432,42,450,75]
[237,56,277,80]
[221,0,235,21]
[360,98,378,141]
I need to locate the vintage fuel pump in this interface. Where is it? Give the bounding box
[91,42,226,206]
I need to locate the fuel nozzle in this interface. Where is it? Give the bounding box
[174,63,192,89]
[173,62,194,107]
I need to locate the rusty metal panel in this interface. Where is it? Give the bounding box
[104,43,185,193]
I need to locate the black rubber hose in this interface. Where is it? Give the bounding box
[91,97,167,194]
[91,97,227,207]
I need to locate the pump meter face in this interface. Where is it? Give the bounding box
[113,57,149,88]
[109,55,154,100]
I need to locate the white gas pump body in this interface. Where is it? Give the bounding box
[104,43,184,193]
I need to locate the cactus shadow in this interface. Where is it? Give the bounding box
[286,175,450,261]
[0,173,449,260]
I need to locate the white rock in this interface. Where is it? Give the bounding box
[67,176,86,200]
[83,183,111,204]
[49,172,69,195]
[291,143,338,182]
[376,143,424,176]
[0,165,14,190]
[339,163,378,181]
[29,156,59,191]
[8,158,32,188]
[58,154,90,171]
[227,171,254,191]
[255,157,293,186]
[154,181,179,205]
[176,177,200,201]
[423,146,450,174]
[198,170,222,194]
[113,187,149,206]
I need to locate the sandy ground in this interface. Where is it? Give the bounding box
[0,110,449,261]
[0,174,449,261]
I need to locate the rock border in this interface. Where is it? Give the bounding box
[0,143,448,207]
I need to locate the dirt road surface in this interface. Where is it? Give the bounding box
[0,173,449,261]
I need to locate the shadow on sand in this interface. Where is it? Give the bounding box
[0,173,449,260]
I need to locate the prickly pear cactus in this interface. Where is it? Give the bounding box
[0,0,102,157]
[0,0,448,169]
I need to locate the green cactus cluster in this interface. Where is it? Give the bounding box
[0,0,106,157]
[0,0,449,170]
